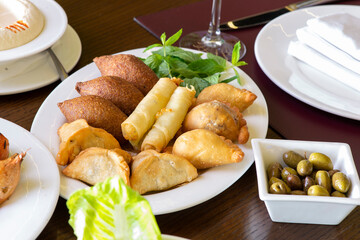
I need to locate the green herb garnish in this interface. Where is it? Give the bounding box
[143,29,247,96]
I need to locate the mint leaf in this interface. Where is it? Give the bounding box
[160,32,166,45]
[157,61,171,78]
[165,29,183,46]
[231,42,241,65]
[169,48,202,63]
[207,53,227,69]
[143,54,163,71]
[181,77,211,97]
[143,43,162,53]
[204,73,221,85]
[188,59,224,76]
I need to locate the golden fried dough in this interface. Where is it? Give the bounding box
[183,100,249,144]
[57,95,127,143]
[75,76,144,116]
[63,147,131,186]
[0,133,9,160]
[172,129,244,169]
[93,54,159,95]
[196,83,257,112]
[131,150,198,194]
[0,152,25,205]
[57,119,121,166]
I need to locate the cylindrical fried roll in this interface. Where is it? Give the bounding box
[141,86,196,152]
[121,78,178,143]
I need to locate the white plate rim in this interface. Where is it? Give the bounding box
[0,0,68,62]
[0,24,82,95]
[254,4,360,121]
[0,117,60,240]
[30,47,268,215]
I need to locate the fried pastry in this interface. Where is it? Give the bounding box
[0,152,25,205]
[75,76,144,116]
[56,119,121,166]
[93,54,159,95]
[141,85,196,152]
[0,133,9,160]
[196,83,257,112]
[183,100,249,144]
[130,149,198,194]
[172,129,244,169]
[57,95,127,143]
[63,147,131,186]
[121,78,178,149]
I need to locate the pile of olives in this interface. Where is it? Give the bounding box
[267,151,351,197]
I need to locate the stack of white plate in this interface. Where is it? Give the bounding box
[0,0,82,95]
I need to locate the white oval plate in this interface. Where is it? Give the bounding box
[255,5,360,121]
[0,25,82,95]
[30,48,268,215]
[0,118,60,240]
[0,0,67,62]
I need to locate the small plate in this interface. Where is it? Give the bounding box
[0,25,82,95]
[0,0,67,62]
[252,138,360,225]
[255,5,360,121]
[0,118,60,240]
[31,48,268,215]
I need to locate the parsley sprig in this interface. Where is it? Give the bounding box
[143,29,247,96]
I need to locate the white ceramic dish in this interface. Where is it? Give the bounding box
[0,25,81,95]
[0,0,67,62]
[254,5,360,121]
[30,47,268,215]
[252,138,360,225]
[0,118,60,240]
[162,234,188,240]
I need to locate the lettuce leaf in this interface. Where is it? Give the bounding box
[67,176,161,240]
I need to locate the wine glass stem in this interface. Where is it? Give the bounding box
[203,0,222,44]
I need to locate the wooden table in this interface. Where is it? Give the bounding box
[1,0,359,239]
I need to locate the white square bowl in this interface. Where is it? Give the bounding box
[251,138,360,225]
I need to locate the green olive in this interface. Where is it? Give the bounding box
[269,182,288,194]
[281,167,297,182]
[268,177,291,193]
[308,152,333,170]
[291,190,306,195]
[303,176,315,194]
[328,169,340,178]
[286,174,302,190]
[332,172,350,193]
[267,162,283,179]
[331,191,346,197]
[315,170,332,194]
[283,151,304,168]
[297,160,313,177]
[308,185,330,196]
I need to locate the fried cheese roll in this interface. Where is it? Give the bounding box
[172,129,244,169]
[121,78,178,147]
[141,85,196,152]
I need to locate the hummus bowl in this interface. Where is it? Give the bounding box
[0,0,67,62]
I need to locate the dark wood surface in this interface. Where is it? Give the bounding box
[0,0,359,239]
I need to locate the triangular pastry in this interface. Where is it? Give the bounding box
[130,150,198,194]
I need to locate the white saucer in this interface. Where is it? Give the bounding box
[0,25,82,95]
[0,0,67,62]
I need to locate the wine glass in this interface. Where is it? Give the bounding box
[179,0,246,61]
